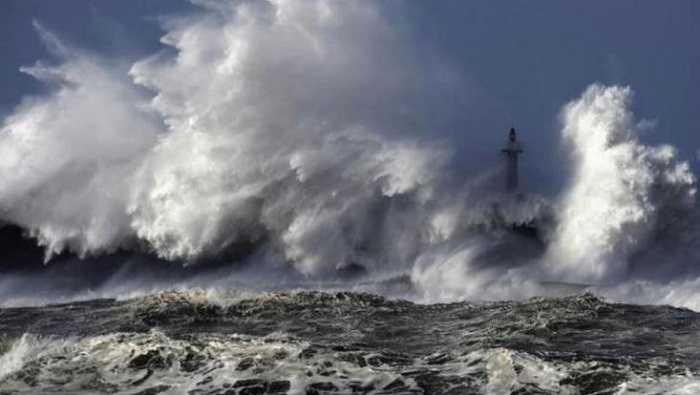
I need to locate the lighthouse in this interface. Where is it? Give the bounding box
[501,127,523,192]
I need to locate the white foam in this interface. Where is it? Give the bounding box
[0,334,72,382]
[0,331,411,394]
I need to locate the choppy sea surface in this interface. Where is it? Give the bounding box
[1,290,699,395]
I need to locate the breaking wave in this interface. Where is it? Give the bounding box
[0,0,698,309]
[546,85,697,283]
[1,0,464,275]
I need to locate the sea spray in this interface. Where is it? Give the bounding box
[546,85,696,283]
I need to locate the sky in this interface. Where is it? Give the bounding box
[1,0,698,194]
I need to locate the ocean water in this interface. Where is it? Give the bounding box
[1,290,700,394]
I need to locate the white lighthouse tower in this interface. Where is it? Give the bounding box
[501,127,523,193]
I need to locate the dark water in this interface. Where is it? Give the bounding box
[0,291,699,394]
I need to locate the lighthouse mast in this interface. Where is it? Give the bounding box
[501,127,523,192]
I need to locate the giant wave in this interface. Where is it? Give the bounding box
[0,0,699,310]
